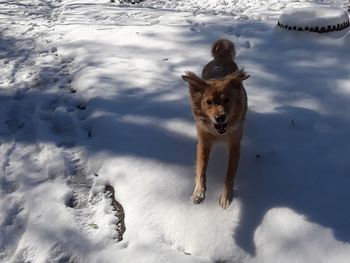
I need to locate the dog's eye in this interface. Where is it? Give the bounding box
[207,100,213,106]
[224,98,230,104]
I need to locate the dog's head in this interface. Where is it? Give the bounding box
[182,69,249,135]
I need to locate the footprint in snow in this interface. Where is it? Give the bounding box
[5,101,35,133]
[186,19,206,32]
[40,98,60,112]
[186,19,193,25]
[64,150,125,242]
[50,46,58,53]
[3,202,24,226]
[1,179,20,194]
[76,104,89,121]
[0,200,27,259]
[242,40,251,49]
[65,191,78,208]
[50,243,80,263]
[50,106,78,147]
[13,86,30,100]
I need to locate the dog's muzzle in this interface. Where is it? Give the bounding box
[214,122,227,135]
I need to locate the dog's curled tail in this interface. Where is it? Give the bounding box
[211,39,236,60]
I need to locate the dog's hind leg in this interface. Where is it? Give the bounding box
[219,142,241,209]
[192,136,212,204]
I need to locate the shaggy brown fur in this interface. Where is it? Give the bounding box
[182,39,249,209]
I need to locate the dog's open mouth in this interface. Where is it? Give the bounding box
[214,123,227,135]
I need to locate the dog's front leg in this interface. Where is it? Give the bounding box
[192,136,212,204]
[219,142,241,209]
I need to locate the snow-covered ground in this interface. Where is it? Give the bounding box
[1,0,350,262]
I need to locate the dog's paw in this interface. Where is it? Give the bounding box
[219,191,233,209]
[191,190,206,204]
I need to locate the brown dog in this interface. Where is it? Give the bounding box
[182,39,249,209]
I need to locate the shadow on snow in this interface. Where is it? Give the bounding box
[1,9,350,258]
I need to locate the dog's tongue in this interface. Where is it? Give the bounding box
[214,123,227,134]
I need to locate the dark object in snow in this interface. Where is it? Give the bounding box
[256,154,261,159]
[50,46,57,53]
[77,104,86,110]
[277,7,350,33]
[88,223,99,229]
[104,184,126,242]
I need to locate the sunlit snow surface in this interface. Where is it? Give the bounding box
[1,0,350,262]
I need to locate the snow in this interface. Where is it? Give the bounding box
[279,7,349,28]
[1,0,350,262]
[253,208,350,263]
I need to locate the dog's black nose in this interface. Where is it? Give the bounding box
[215,115,226,124]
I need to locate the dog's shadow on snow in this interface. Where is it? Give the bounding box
[232,107,350,255]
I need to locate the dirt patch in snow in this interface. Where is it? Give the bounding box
[104,184,125,242]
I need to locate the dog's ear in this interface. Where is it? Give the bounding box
[182,71,207,92]
[224,68,250,88]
